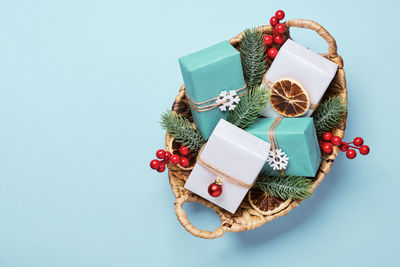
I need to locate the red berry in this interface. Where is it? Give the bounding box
[322,142,333,154]
[150,159,161,170]
[323,132,333,141]
[359,145,370,155]
[157,162,166,172]
[273,34,284,45]
[263,35,273,46]
[180,157,189,168]
[179,145,190,156]
[353,137,364,146]
[275,23,286,34]
[156,149,166,159]
[339,143,349,152]
[165,151,172,159]
[270,16,279,26]
[170,154,180,165]
[275,10,285,20]
[208,182,223,197]
[331,136,342,146]
[267,48,278,59]
[346,149,357,159]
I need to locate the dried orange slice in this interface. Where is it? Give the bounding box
[270,77,310,117]
[248,189,292,216]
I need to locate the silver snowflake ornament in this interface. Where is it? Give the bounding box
[215,90,241,111]
[266,148,289,171]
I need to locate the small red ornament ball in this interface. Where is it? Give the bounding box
[346,149,357,159]
[270,16,279,26]
[275,10,285,20]
[156,149,166,159]
[180,157,189,168]
[359,145,370,155]
[263,35,273,46]
[323,132,333,141]
[150,159,161,170]
[165,151,172,159]
[353,137,364,146]
[267,48,278,59]
[322,142,333,154]
[339,143,349,152]
[170,154,180,165]
[208,183,223,197]
[179,145,190,156]
[331,136,342,146]
[157,162,166,172]
[275,23,286,34]
[273,34,284,45]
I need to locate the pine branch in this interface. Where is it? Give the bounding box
[227,85,269,129]
[313,96,347,136]
[255,172,313,200]
[240,29,267,91]
[160,111,206,154]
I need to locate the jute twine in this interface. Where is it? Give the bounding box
[166,18,348,239]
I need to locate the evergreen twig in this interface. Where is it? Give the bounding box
[240,29,267,91]
[313,96,347,136]
[227,85,269,129]
[160,111,206,154]
[255,172,313,200]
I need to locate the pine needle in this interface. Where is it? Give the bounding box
[160,111,206,154]
[227,85,269,129]
[255,172,313,200]
[313,96,347,136]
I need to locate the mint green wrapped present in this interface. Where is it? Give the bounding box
[179,41,246,139]
[246,117,322,177]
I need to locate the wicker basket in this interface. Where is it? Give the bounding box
[165,19,348,239]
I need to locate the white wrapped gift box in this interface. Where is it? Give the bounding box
[261,39,339,118]
[184,119,270,214]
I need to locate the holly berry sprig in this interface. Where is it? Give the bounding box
[149,145,191,173]
[320,132,370,159]
[263,10,286,59]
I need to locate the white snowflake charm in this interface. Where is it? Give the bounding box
[266,148,289,171]
[215,90,241,111]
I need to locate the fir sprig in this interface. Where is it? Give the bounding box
[227,85,269,129]
[313,96,347,136]
[160,111,206,154]
[240,29,267,91]
[255,172,313,200]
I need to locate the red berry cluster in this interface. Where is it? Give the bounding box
[320,132,370,159]
[264,10,286,59]
[149,145,191,173]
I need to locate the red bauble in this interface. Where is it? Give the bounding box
[267,48,278,59]
[165,151,172,159]
[270,16,279,26]
[180,157,189,167]
[339,143,349,152]
[156,149,166,159]
[323,132,333,141]
[273,34,284,45]
[150,159,161,170]
[359,145,370,155]
[353,137,364,146]
[208,181,223,197]
[275,10,285,20]
[346,149,357,159]
[331,136,342,146]
[322,142,333,154]
[157,162,166,172]
[263,35,273,46]
[170,154,180,165]
[275,23,286,34]
[179,145,190,156]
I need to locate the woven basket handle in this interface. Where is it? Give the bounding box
[285,19,338,59]
[174,194,228,239]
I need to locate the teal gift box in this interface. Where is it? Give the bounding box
[246,117,322,177]
[179,41,245,139]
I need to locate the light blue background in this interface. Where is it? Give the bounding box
[0,0,398,266]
